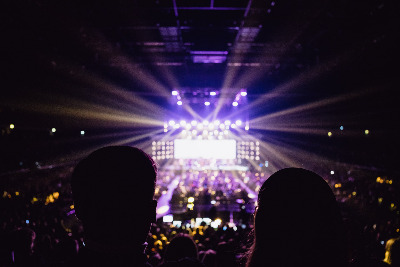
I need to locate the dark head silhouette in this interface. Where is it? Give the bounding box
[246,168,346,267]
[71,146,157,264]
[163,233,198,262]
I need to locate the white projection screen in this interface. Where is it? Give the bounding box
[174,139,236,159]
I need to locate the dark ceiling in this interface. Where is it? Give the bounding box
[1,0,399,170]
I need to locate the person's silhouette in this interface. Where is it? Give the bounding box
[246,168,347,267]
[71,146,157,266]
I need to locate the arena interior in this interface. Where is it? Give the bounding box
[1,0,399,266]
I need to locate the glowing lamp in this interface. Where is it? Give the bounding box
[172,90,178,96]
[232,101,238,106]
[10,124,15,129]
[204,101,210,106]
[210,91,216,96]
[177,101,182,105]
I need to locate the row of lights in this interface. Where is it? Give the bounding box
[164,119,249,132]
[327,126,370,137]
[8,124,85,136]
[171,89,247,106]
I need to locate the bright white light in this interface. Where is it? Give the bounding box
[191,120,197,126]
[188,197,194,203]
[245,125,249,131]
[224,120,231,125]
[210,91,216,96]
[164,129,168,132]
[163,215,173,223]
[219,124,225,130]
[191,130,197,135]
[214,120,220,125]
[197,123,203,130]
[80,130,85,136]
[174,124,180,129]
[169,120,175,126]
[180,120,186,126]
[174,139,236,159]
[172,90,178,96]
[248,193,256,199]
[232,101,238,106]
[51,128,56,133]
[330,170,335,175]
[231,124,236,129]
[235,120,242,126]
[10,124,15,129]
[185,124,192,130]
[177,101,182,105]
[204,101,210,106]
[203,120,209,125]
[241,91,247,96]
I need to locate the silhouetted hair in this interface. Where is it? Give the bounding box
[71,146,157,243]
[246,168,346,267]
[163,233,198,262]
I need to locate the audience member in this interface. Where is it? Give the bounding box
[245,167,347,267]
[71,146,158,266]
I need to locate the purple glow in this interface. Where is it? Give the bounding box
[172,90,178,96]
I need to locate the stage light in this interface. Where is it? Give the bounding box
[51,128,56,133]
[185,124,192,130]
[340,126,344,130]
[204,101,210,106]
[331,170,334,175]
[235,120,242,126]
[241,91,247,96]
[214,120,220,125]
[245,125,249,131]
[219,124,225,130]
[210,91,216,96]
[177,101,182,105]
[203,130,208,135]
[80,130,85,136]
[232,101,238,106]
[172,90,178,96]
[365,129,369,135]
[231,124,236,129]
[188,197,194,203]
[224,120,231,125]
[208,123,214,130]
[197,124,203,130]
[191,130,197,135]
[191,120,197,126]
[164,129,168,132]
[174,124,180,129]
[10,124,15,129]
[328,132,332,137]
[180,120,186,126]
[169,120,175,126]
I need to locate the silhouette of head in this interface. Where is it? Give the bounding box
[163,233,198,262]
[71,146,157,247]
[248,168,346,267]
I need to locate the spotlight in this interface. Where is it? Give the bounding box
[232,101,238,106]
[51,128,56,133]
[191,120,197,126]
[177,101,182,105]
[224,120,231,125]
[219,124,225,130]
[245,125,249,131]
[235,120,242,126]
[210,91,216,96]
[214,120,220,125]
[204,101,210,106]
[80,130,85,136]
[169,120,175,126]
[180,120,186,126]
[10,124,15,129]
[185,124,192,130]
[197,123,203,130]
[241,91,247,96]
[172,90,178,96]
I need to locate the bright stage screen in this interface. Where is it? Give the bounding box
[174,139,236,159]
